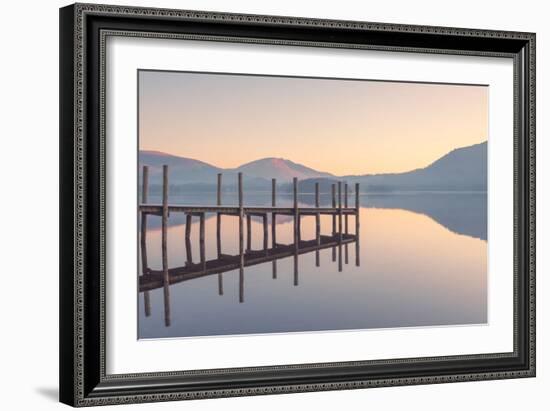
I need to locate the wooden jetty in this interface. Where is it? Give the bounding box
[139,165,361,325]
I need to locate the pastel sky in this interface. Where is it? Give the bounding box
[138,70,488,175]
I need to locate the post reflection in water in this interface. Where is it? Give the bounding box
[138,167,487,339]
[139,217,359,325]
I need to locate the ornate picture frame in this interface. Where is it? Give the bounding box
[59,3,535,406]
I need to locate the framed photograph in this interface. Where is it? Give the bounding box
[59,3,536,407]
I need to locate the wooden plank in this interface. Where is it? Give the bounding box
[139,204,353,214]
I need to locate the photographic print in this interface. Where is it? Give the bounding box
[137,70,488,339]
[60,5,535,404]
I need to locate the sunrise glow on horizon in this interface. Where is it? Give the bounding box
[138,70,488,176]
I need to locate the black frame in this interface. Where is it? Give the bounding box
[60,3,536,407]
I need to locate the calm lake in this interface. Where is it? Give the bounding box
[138,191,487,339]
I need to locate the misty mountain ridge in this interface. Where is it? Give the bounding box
[139,141,487,192]
[343,140,487,192]
[234,157,333,181]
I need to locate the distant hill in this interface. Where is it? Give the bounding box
[234,158,333,181]
[139,152,275,190]
[139,152,333,188]
[139,141,487,192]
[139,151,222,185]
[348,141,487,192]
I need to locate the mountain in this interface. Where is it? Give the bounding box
[344,141,487,192]
[139,152,333,187]
[139,151,222,185]
[139,141,487,192]
[234,158,333,182]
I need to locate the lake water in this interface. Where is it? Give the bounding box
[138,191,487,338]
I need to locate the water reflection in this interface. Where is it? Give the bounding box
[141,191,487,240]
[138,193,487,338]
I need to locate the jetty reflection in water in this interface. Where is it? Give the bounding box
[138,191,487,338]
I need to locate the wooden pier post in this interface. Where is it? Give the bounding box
[271,178,277,248]
[344,183,349,234]
[185,214,193,265]
[355,183,360,234]
[293,178,299,243]
[161,165,171,326]
[294,251,299,286]
[216,173,223,293]
[344,183,349,265]
[355,183,361,267]
[344,182,349,264]
[218,272,224,296]
[199,212,206,271]
[338,236,343,272]
[331,184,336,234]
[262,214,268,251]
[271,178,277,279]
[331,183,336,262]
[238,173,244,303]
[315,182,321,267]
[338,181,343,235]
[239,268,244,303]
[345,243,349,265]
[293,177,299,286]
[140,166,151,317]
[338,181,343,272]
[246,214,252,251]
[216,173,222,257]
